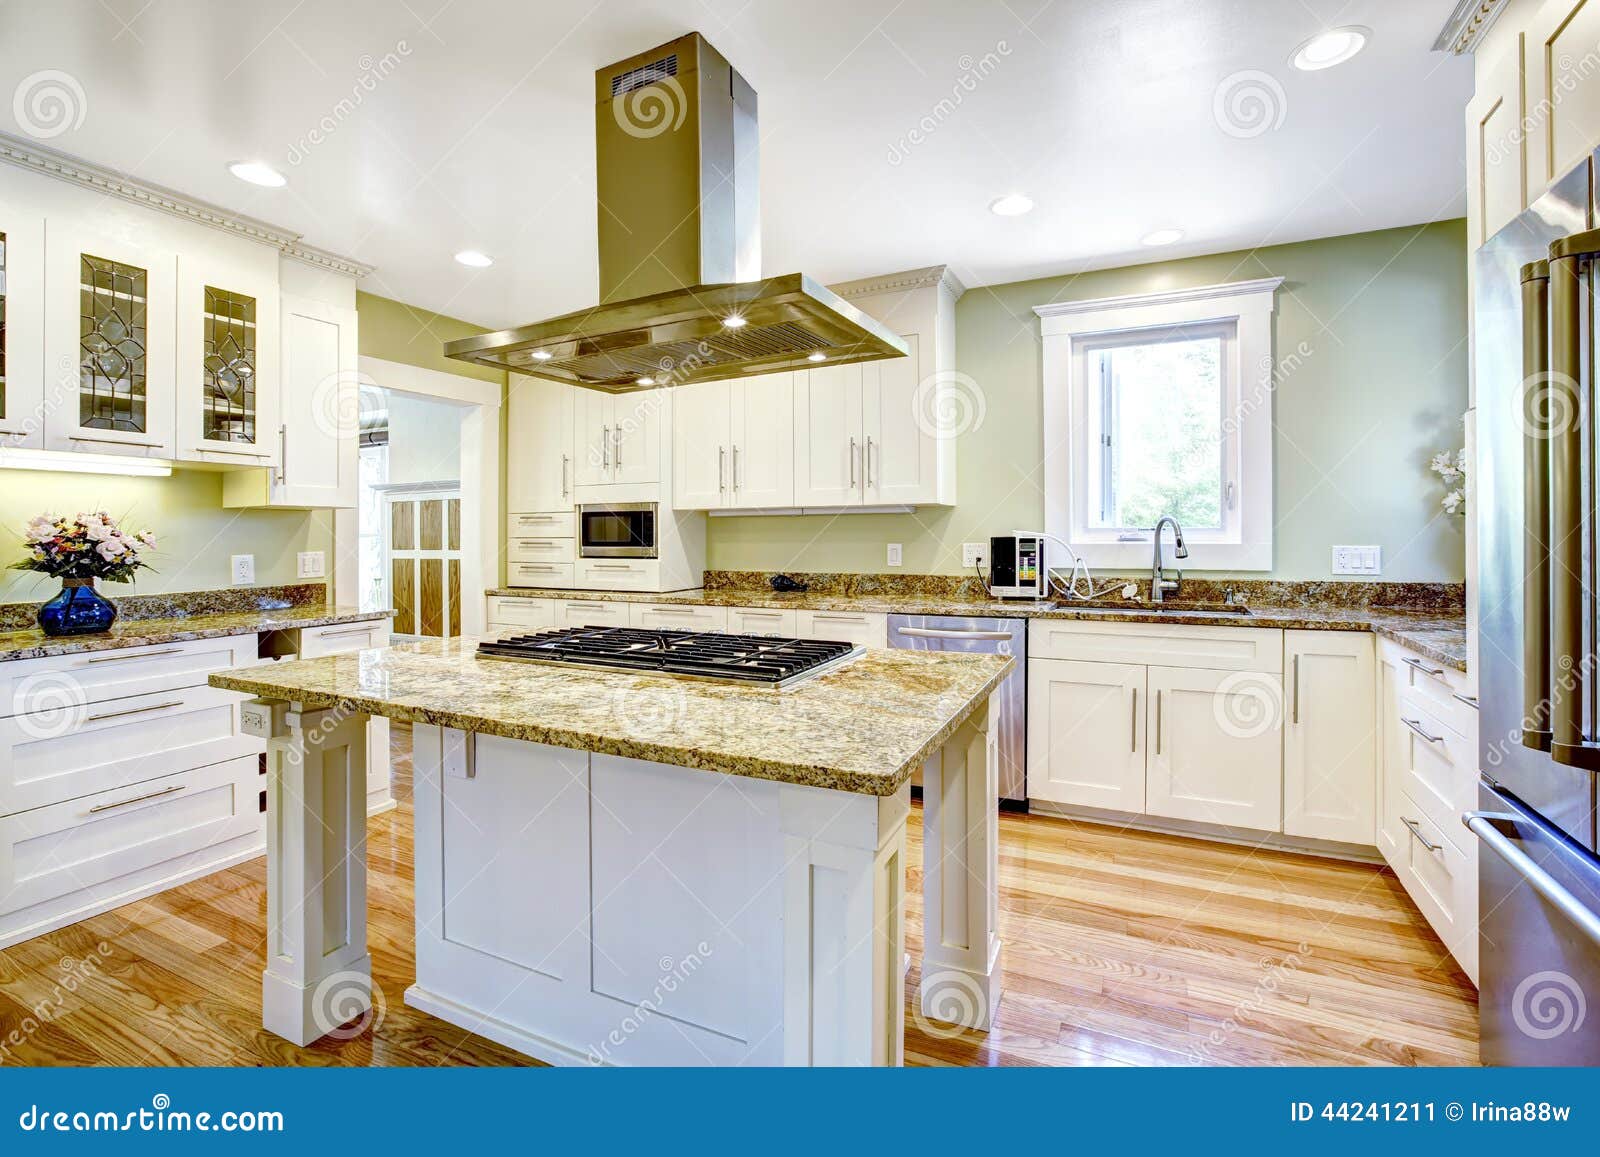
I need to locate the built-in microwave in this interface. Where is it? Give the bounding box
[578,502,658,559]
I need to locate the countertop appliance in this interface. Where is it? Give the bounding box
[578,502,657,558]
[1476,151,1600,1064]
[989,535,1048,600]
[442,32,906,390]
[890,614,1026,807]
[477,627,861,689]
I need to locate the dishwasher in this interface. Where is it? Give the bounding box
[888,614,1027,809]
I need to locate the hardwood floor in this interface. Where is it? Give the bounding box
[0,722,1479,1067]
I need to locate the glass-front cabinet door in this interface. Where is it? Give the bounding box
[175,254,278,464]
[0,207,44,450]
[43,224,176,458]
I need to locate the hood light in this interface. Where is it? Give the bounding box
[530,350,553,361]
[636,377,656,386]
[722,314,747,329]
[807,352,827,362]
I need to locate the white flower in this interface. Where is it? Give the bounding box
[1442,488,1465,515]
[84,517,115,542]
[24,515,56,543]
[95,539,124,561]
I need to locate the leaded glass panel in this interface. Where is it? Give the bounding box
[202,286,257,443]
[79,253,149,432]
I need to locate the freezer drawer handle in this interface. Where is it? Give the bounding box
[1464,810,1600,950]
[895,627,1013,641]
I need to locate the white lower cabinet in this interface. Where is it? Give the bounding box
[629,603,728,632]
[795,610,889,649]
[553,599,631,629]
[1282,631,1377,844]
[1144,665,1283,831]
[486,596,556,633]
[727,607,798,637]
[1026,659,1146,812]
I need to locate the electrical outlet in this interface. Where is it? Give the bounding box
[297,551,326,579]
[1331,545,1382,576]
[231,554,255,585]
[886,543,903,567]
[962,541,988,569]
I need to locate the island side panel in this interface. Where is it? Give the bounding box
[259,702,373,1046]
[919,691,1002,1030]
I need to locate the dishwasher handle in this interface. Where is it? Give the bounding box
[1464,810,1600,950]
[894,626,1014,642]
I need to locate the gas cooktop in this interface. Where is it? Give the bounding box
[476,627,863,688]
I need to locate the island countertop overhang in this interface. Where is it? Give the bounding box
[209,637,1013,796]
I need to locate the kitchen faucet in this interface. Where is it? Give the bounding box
[1151,516,1189,603]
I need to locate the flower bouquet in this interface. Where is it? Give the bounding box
[11,512,157,635]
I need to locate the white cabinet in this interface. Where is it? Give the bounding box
[794,609,888,649]
[728,606,797,636]
[861,333,939,505]
[673,375,795,510]
[222,294,358,509]
[44,221,178,458]
[1466,37,1527,249]
[175,254,280,467]
[794,362,866,505]
[485,595,556,632]
[1282,631,1376,845]
[0,206,44,450]
[292,618,393,814]
[574,387,664,493]
[553,598,631,629]
[628,602,728,632]
[1525,0,1600,200]
[1145,665,1283,831]
[507,374,574,513]
[1027,658,1146,812]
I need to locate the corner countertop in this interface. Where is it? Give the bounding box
[0,605,392,663]
[485,586,1469,673]
[210,636,1012,797]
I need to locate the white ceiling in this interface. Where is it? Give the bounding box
[0,0,1473,329]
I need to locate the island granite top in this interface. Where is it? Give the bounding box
[210,635,1013,797]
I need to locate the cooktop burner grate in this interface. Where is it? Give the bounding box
[476,627,863,687]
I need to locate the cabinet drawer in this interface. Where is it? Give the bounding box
[508,537,576,565]
[506,561,575,588]
[727,607,798,637]
[1,685,260,816]
[795,610,889,649]
[628,603,729,632]
[1394,799,1477,980]
[575,559,660,592]
[553,599,631,629]
[1385,641,1474,734]
[0,635,258,720]
[1029,620,1283,672]
[0,756,260,919]
[509,512,575,537]
[486,597,557,631]
[298,619,391,658]
[1395,690,1475,853]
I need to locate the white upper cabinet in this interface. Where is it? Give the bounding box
[1525,0,1600,200]
[793,361,865,506]
[671,373,795,510]
[862,332,934,505]
[1282,631,1377,845]
[572,386,612,488]
[175,254,280,467]
[507,374,574,513]
[0,206,44,450]
[572,387,666,496]
[672,380,733,509]
[1466,36,1526,249]
[44,221,177,459]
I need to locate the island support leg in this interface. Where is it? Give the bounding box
[919,691,1002,1030]
[257,701,373,1046]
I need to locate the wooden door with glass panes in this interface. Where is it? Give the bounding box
[387,490,462,640]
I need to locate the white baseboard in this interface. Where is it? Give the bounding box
[1026,800,1384,864]
[404,985,600,1067]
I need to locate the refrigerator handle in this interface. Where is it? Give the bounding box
[1521,260,1553,752]
[1464,810,1600,949]
[1547,230,1600,771]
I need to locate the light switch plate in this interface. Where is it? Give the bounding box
[1331,545,1382,576]
[231,554,256,585]
[962,541,988,569]
[887,543,903,567]
[297,550,326,579]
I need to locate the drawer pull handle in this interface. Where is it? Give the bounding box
[85,699,185,724]
[1453,692,1479,709]
[1401,816,1443,853]
[647,607,697,615]
[1401,717,1445,745]
[313,627,378,640]
[82,647,186,665]
[87,783,186,814]
[590,564,635,571]
[1402,656,1446,677]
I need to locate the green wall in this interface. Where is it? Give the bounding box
[706,220,1469,582]
[356,291,504,386]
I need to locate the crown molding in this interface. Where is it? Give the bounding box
[1432,0,1510,54]
[1033,275,1284,320]
[0,131,373,278]
[830,264,967,302]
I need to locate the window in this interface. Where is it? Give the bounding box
[1037,277,1280,571]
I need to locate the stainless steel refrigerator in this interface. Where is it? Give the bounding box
[1476,152,1600,1065]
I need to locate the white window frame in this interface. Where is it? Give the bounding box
[1037,276,1282,571]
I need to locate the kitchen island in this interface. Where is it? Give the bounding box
[210,636,1011,1066]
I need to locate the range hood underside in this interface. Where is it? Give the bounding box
[444,273,908,392]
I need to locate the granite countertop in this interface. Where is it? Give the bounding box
[486,586,1469,673]
[0,604,392,663]
[210,636,1013,796]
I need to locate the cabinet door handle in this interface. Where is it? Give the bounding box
[1130,687,1138,753]
[561,453,570,499]
[276,424,288,483]
[732,444,740,491]
[192,444,271,458]
[1402,816,1442,853]
[1155,689,1163,756]
[68,434,167,450]
[612,426,621,470]
[87,783,186,814]
[1401,717,1445,745]
[1402,656,1445,678]
[719,446,726,493]
[848,437,857,487]
[84,699,185,724]
[82,647,185,665]
[1291,655,1300,725]
[602,425,610,469]
[865,436,874,488]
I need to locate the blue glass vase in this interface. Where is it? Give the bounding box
[37,579,118,636]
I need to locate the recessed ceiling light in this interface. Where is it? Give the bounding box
[530,350,552,361]
[1141,228,1185,246]
[989,194,1034,217]
[454,249,493,268]
[807,352,826,362]
[228,160,286,188]
[636,376,655,386]
[1290,26,1369,71]
[723,314,747,329]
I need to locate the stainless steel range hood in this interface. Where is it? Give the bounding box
[443,32,907,392]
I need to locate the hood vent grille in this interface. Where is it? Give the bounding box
[547,321,832,384]
[610,53,678,97]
